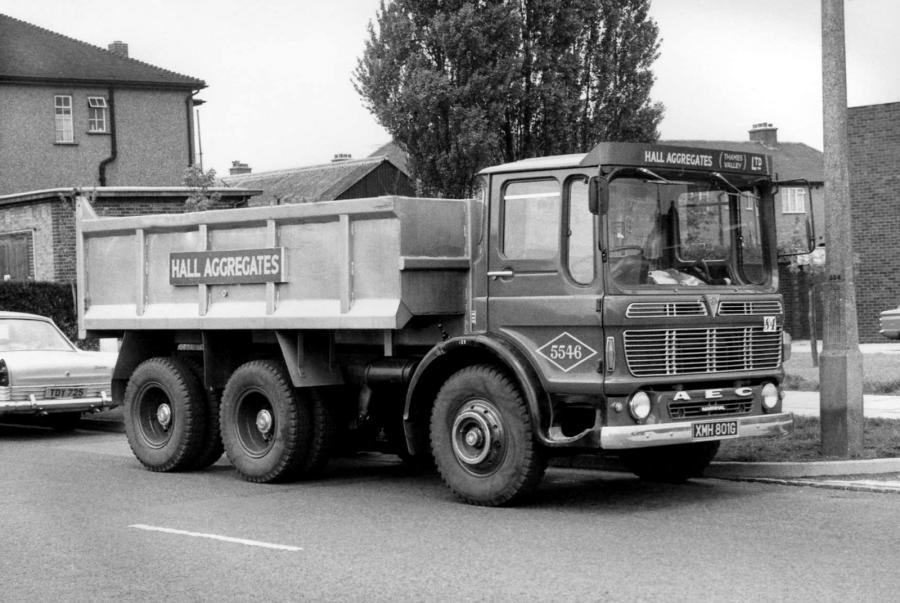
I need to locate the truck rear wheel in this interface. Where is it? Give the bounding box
[220,360,312,483]
[181,358,224,470]
[430,365,546,506]
[123,357,207,472]
[620,441,721,483]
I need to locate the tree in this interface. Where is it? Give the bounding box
[354,0,664,198]
[183,165,221,211]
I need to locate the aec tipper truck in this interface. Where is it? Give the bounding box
[76,142,795,506]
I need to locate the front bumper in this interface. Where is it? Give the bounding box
[600,412,794,450]
[0,392,115,415]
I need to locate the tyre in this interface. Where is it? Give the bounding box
[297,388,336,477]
[620,441,721,483]
[123,357,207,472]
[220,360,312,483]
[181,358,224,470]
[47,411,81,433]
[430,365,546,506]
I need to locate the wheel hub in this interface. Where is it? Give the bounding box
[255,409,273,435]
[451,400,504,472]
[156,403,172,430]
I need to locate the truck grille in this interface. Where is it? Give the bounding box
[718,300,783,316]
[668,399,754,419]
[623,327,782,376]
[626,301,707,318]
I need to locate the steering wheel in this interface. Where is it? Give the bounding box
[608,245,643,258]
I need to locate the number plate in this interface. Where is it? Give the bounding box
[45,387,85,399]
[692,420,738,440]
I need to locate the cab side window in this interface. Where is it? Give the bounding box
[502,180,560,260]
[566,178,594,284]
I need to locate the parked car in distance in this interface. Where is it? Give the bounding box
[879,305,900,340]
[0,312,116,431]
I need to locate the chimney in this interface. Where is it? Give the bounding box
[749,122,778,148]
[331,153,352,163]
[229,160,252,176]
[108,41,129,58]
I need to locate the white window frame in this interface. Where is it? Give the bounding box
[87,96,108,133]
[54,95,74,143]
[781,187,807,214]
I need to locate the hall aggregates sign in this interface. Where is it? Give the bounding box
[169,248,285,285]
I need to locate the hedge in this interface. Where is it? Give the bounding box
[0,281,81,343]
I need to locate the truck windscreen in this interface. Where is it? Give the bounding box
[606,177,766,288]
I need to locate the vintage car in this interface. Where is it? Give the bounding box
[879,305,900,340]
[0,311,116,431]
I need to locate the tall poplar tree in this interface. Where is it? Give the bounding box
[354,0,664,198]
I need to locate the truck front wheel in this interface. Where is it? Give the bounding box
[123,357,207,472]
[220,360,312,483]
[620,441,721,483]
[430,365,546,506]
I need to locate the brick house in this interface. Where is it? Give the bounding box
[0,187,259,282]
[849,102,900,341]
[666,124,825,250]
[0,13,205,195]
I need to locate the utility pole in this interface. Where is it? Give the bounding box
[819,0,864,456]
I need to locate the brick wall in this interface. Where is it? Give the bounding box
[0,201,55,280]
[50,194,249,282]
[848,102,900,342]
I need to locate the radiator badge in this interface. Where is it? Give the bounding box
[537,332,597,373]
[763,316,777,332]
[704,294,720,316]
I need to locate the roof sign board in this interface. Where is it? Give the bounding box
[581,142,772,176]
[170,248,285,286]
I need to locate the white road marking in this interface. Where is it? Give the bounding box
[129,524,302,551]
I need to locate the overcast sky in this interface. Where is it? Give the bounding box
[2,0,896,176]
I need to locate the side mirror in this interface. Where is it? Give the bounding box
[589,177,608,215]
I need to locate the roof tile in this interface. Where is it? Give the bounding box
[0,13,205,89]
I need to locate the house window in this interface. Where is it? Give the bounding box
[87,96,108,133]
[54,95,74,143]
[781,187,807,214]
[0,232,34,281]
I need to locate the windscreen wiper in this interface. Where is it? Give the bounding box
[710,171,742,194]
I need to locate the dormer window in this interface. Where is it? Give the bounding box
[87,96,109,133]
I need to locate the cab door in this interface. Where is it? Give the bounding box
[486,173,604,390]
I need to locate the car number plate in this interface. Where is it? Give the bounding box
[45,387,85,399]
[692,420,738,440]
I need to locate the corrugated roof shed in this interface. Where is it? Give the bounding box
[0,13,205,89]
[223,156,399,203]
[664,140,823,182]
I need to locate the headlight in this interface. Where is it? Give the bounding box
[762,383,779,410]
[628,391,652,420]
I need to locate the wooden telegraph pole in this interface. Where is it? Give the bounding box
[819,0,864,456]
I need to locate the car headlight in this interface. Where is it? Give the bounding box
[762,382,779,410]
[628,391,652,421]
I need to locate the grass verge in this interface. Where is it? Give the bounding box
[718,415,900,462]
[784,352,900,394]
